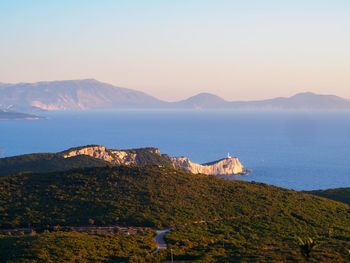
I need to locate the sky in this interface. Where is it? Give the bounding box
[0,0,349,101]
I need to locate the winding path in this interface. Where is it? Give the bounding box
[1,214,264,254]
[154,229,171,253]
[152,214,263,253]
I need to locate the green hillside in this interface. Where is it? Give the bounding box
[1,165,350,261]
[306,187,350,205]
[0,165,349,229]
[0,231,157,263]
[165,216,350,262]
[124,148,173,166]
[0,153,109,176]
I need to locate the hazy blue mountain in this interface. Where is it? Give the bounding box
[171,93,231,109]
[0,79,349,111]
[0,79,165,111]
[0,109,45,120]
[229,92,350,110]
[173,92,350,110]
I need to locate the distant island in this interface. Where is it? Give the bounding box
[0,79,349,111]
[0,109,45,120]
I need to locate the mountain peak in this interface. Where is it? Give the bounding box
[175,92,228,109]
[76,78,100,83]
[188,92,225,100]
[292,92,318,97]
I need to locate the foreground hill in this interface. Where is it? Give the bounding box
[1,166,350,261]
[164,215,350,262]
[1,79,350,111]
[0,165,349,229]
[0,231,157,263]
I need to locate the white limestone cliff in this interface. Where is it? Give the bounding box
[62,146,137,165]
[171,156,244,175]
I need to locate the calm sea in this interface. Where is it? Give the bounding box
[1,110,350,190]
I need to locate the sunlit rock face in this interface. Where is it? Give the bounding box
[62,145,245,175]
[171,156,244,175]
[62,146,137,165]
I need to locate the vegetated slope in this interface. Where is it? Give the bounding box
[0,231,157,263]
[0,166,349,230]
[0,153,109,176]
[306,188,350,205]
[1,166,350,262]
[125,148,173,166]
[165,216,350,262]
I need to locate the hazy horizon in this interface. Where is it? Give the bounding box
[1,0,349,101]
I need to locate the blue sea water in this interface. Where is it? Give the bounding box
[1,110,350,191]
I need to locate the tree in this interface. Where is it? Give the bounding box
[298,237,317,262]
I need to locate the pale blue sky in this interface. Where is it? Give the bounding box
[0,0,349,101]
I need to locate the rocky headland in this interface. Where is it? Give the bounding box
[62,145,247,176]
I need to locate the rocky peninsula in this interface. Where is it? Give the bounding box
[62,145,247,176]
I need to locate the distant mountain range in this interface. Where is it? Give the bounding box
[0,79,349,111]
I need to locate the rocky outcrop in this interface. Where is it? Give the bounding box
[171,156,245,175]
[62,146,137,165]
[62,145,247,176]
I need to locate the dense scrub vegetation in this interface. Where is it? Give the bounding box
[307,187,350,206]
[0,231,157,262]
[164,215,350,262]
[0,153,108,176]
[1,165,350,261]
[1,165,349,230]
[126,148,173,166]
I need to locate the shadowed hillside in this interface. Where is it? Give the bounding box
[0,153,109,176]
[307,187,350,205]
